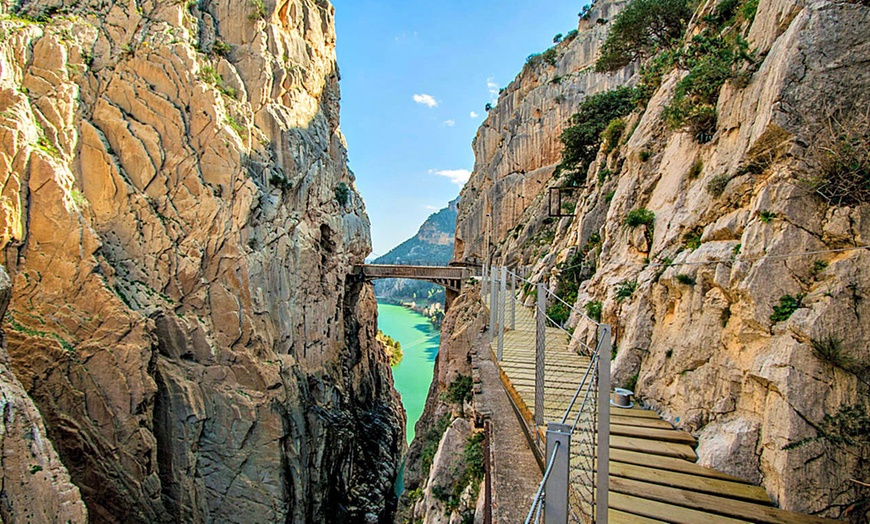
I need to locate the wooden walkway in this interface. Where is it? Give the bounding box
[486,294,839,524]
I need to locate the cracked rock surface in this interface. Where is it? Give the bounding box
[0,0,404,522]
[455,0,870,519]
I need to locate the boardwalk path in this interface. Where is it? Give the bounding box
[485,293,839,524]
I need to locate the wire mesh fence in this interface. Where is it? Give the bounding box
[482,265,609,524]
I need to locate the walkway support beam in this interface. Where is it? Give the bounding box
[535,283,546,428]
[596,324,611,524]
[544,423,571,524]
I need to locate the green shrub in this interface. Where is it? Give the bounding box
[542,47,559,66]
[584,301,603,322]
[270,172,292,191]
[810,260,828,278]
[595,0,692,73]
[625,208,655,228]
[803,114,870,206]
[676,274,696,286]
[758,210,777,223]
[421,415,452,476]
[615,280,638,302]
[604,190,616,202]
[663,28,752,142]
[446,375,473,404]
[546,302,571,325]
[688,159,703,179]
[682,227,702,250]
[335,182,350,206]
[601,118,627,154]
[639,150,652,161]
[770,294,805,323]
[212,39,232,56]
[225,116,246,135]
[811,337,855,371]
[707,174,731,196]
[598,167,612,184]
[558,87,636,185]
[247,0,266,20]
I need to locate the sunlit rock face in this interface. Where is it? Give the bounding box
[0,0,404,521]
[455,0,870,519]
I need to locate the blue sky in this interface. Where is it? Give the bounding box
[332,1,583,256]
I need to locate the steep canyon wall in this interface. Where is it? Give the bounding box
[454,0,869,519]
[0,0,404,521]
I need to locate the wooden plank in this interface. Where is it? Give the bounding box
[609,407,662,419]
[609,477,841,524]
[610,424,697,447]
[611,415,674,429]
[611,435,697,461]
[610,448,749,483]
[609,462,772,505]
[609,508,669,524]
[609,492,751,524]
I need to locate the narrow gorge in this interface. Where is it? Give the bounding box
[0,0,868,523]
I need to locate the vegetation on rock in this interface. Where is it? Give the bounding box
[377,330,403,366]
[558,87,636,186]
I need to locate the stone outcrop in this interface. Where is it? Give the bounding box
[454,0,870,520]
[398,287,487,523]
[0,265,88,523]
[0,0,404,522]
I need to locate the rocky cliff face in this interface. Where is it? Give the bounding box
[0,266,88,523]
[397,287,487,524]
[455,0,869,520]
[0,0,404,522]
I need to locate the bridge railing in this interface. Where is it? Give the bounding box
[483,265,610,524]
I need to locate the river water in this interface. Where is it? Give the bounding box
[377,302,440,442]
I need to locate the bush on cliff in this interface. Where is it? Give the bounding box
[558,87,636,186]
[595,0,693,73]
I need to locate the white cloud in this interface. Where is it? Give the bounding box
[470,111,479,118]
[429,169,472,186]
[424,205,439,210]
[413,93,438,108]
[487,77,499,102]
[443,119,456,127]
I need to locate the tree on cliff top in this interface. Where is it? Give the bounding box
[595,0,693,73]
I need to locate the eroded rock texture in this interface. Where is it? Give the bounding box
[0,0,404,522]
[455,0,869,520]
[0,265,88,523]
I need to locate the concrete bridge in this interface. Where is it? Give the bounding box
[353,264,475,308]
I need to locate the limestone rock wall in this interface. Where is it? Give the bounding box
[0,265,88,523]
[0,0,404,522]
[455,0,870,520]
[453,0,633,265]
[398,287,487,524]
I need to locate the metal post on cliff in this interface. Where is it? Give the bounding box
[596,324,611,524]
[535,283,545,428]
[497,266,506,361]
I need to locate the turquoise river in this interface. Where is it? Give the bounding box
[377,302,440,442]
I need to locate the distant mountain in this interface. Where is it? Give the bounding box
[374,198,459,324]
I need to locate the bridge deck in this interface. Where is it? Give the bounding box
[356,264,471,293]
[485,293,839,524]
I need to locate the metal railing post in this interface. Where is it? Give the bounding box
[510,271,516,330]
[596,325,611,524]
[489,269,497,341]
[497,267,506,361]
[482,264,488,297]
[535,283,546,428]
[544,423,571,524]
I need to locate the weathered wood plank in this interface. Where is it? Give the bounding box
[609,461,771,504]
[610,477,841,524]
[610,424,697,447]
[609,448,749,483]
[611,435,697,461]
[609,492,751,524]
[610,415,674,429]
[609,508,669,524]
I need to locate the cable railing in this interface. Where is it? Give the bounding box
[481,265,610,524]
